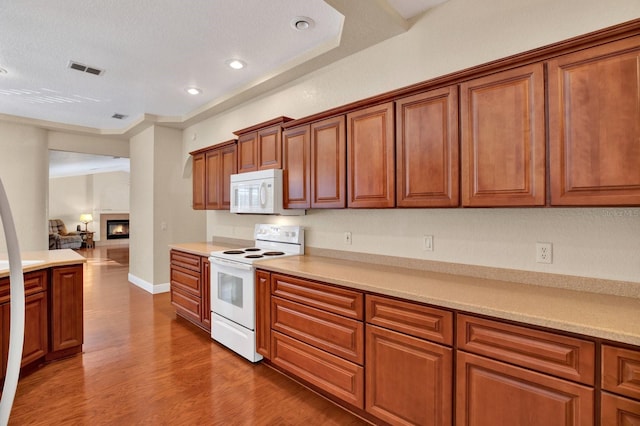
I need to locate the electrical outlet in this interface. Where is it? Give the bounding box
[536,242,553,264]
[423,235,433,251]
[344,232,352,245]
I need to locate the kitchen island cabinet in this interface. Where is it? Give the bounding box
[48,264,84,358]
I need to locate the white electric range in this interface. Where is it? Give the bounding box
[209,224,304,362]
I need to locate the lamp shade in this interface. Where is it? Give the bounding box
[79,213,93,224]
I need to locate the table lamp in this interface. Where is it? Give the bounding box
[80,213,93,232]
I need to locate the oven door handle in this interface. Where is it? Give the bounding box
[210,257,254,271]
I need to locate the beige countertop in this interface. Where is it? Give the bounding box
[168,242,241,256]
[253,255,640,347]
[0,249,86,278]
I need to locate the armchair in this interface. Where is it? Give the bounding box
[48,219,83,250]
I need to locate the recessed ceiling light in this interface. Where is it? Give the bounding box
[226,59,246,70]
[186,87,202,95]
[291,16,315,31]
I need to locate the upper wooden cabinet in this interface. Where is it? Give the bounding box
[548,35,640,206]
[190,140,237,210]
[396,87,459,207]
[347,102,395,208]
[283,115,346,209]
[460,63,546,206]
[234,117,293,173]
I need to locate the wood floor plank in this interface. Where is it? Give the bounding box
[8,245,367,425]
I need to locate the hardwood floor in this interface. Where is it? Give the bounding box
[8,245,367,425]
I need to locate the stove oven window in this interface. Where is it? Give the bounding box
[217,272,243,308]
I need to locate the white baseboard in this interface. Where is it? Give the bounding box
[128,273,170,294]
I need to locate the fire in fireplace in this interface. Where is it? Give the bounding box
[106,220,130,240]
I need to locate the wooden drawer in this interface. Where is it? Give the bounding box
[271,273,363,320]
[457,314,595,385]
[271,331,364,409]
[602,345,640,400]
[272,297,364,364]
[366,294,453,345]
[601,392,640,425]
[0,270,47,304]
[170,250,201,273]
[170,266,201,296]
[171,286,201,325]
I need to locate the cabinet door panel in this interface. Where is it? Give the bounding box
[171,286,201,325]
[312,116,346,208]
[192,152,205,210]
[205,149,221,210]
[170,249,201,272]
[456,351,593,426]
[201,258,211,331]
[347,102,395,208]
[220,144,237,209]
[50,265,83,352]
[461,63,545,206]
[258,124,282,170]
[549,36,640,205]
[283,125,311,209]
[601,392,640,426]
[366,325,452,426]
[237,132,258,173]
[396,87,459,207]
[170,266,201,296]
[22,292,48,366]
[256,270,271,359]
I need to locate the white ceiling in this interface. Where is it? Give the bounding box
[3,0,447,176]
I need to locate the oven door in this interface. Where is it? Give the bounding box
[210,257,255,330]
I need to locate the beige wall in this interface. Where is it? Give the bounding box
[48,131,129,157]
[185,0,640,284]
[129,125,205,291]
[0,122,49,251]
[129,126,155,286]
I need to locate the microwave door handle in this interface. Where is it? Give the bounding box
[260,182,267,208]
[211,257,253,271]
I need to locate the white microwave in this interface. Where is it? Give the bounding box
[230,169,305,215]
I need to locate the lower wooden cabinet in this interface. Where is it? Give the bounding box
[366,324,452,426]
[22,292,48,366]
[456,351,594,426]
[255,269,640,426]
[271,331,364,409]
[169,249,210,332]
[601,392,640,425]
[49,265,84,355]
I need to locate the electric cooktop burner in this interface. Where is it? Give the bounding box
[263,251,285,256]
[244,248,261,252]
[223,250,245,255]
[245,254,263,259]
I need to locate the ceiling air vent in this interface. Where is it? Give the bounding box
[112,113,128,120]
[68,60,105,76]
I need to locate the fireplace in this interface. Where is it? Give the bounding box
[106,220,130,240]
